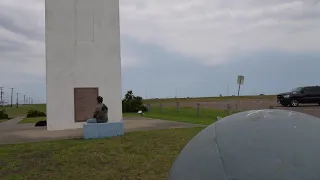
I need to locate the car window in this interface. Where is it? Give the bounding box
[291,87,302,92]
[313,87,320,92]
[303,87,311,92]
[305,87,320,93]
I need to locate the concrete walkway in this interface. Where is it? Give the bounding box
[0,117,35,131]
[0,117,205,145]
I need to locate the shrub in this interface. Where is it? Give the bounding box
[122,90,148,113]
[138,105,148,112]
[0,109,9,119]
[27,109,46,118]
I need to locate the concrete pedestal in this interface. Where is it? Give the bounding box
[83,122,124,139]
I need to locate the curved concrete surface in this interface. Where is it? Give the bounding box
[169,109,320,180]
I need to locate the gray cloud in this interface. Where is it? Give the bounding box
[0,0,45,78]
[0,39,24,53]
[120,0,320,65]
[0,13,44,41]
[1,0,320,101]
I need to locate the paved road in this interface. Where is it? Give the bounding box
[0,117,204,145]
[0,117,35,132]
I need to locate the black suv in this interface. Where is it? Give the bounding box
[277,86,320,107]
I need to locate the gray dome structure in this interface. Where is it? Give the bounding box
[169,109,320,180]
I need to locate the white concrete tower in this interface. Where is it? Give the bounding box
[45,0,122,131]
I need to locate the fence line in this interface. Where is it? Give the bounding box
[144,100,320,118]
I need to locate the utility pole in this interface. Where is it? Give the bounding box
[24,95,26,105]
[226,83,229,97]
[175,88,177,98]
[16,93,20,107]
[10,88,14,107]
[0,87,3,107]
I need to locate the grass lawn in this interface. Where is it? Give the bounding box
[2,104,46,117]
[144,95,276,104]
[19,117,46,124]
[0,127,203,180]
[141,107,235,125]
[2,103,233,125]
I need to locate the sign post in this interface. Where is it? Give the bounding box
[237,75,244,96]
[236,75,244,109]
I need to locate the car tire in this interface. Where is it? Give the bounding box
[318,103,320,106]
[290,99,299,107]
[280,101,289,107]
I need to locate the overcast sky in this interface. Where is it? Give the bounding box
[0,0,320,103]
